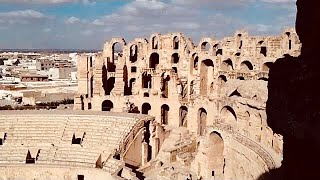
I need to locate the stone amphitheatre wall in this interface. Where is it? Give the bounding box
[74,29,300,179]
[0,111,155,180]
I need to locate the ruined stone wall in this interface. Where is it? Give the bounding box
[75,28,300,179]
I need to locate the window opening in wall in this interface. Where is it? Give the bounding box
[0,133,7,145]
[201,42,210,51]
[144,93,149,97]
[88,103,92,110]
[72,132,85,145]
[161,104,170,125]
[26,150,35,164]
[131,66,137,73]
[173,36,179,49]
[77,175,84,180]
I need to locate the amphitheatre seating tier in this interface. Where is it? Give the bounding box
[0,110,151,174]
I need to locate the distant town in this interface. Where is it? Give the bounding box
[0,50,98,109]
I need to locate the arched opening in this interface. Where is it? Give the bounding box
[200,59,214,96]
[142,103,151,115]
[144,93,149,97]
[221,59,233,71]
[127,78,136,95]
[171,53,179,64]
[149,53,159,69]
[258,77,268,81]
[237,76,245,80]
[285,32,291,50]
[173,36,179,49]
[112,42,123,62]
[208,131,224,179]
[161,104,170,125]
[258,41,267,57]
[102,65,108,95]
[89,56,93,68]
[130,45,138,63]
[218,75,227,84]
[201,42,211,51]
[221,106,237,123]
[80,95,84,110]
[106,77,115,95]
[179,106,188,127]
[240,61,253,71]
[107,59,116,72]
[152,36,158,49]
[198,108,207,136]
[194,56,199,70]
[244,111,250,121]
[123,65,129,95]
[262,62,273,72]
[90,76,94,98]
[102,100,113,111]
[237,34,243,49]
[142,72,152,89]
[160,73,170,98]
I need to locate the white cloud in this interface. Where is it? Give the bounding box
[0,0,96,5]
[65,16,81,24]
[0,9,48,24]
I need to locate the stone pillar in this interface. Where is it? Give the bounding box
[141,142,149,166]
[113,59,125,96]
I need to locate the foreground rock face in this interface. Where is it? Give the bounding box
[73,29,300,179]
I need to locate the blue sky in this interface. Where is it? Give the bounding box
[0,0,296,49]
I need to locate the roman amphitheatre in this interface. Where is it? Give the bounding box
[0,29,300,180]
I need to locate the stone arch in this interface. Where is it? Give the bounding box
[105,77,115,95]
[262,62,273,72]
[142,103,151,115]
[102,65,108,95]
[129,44,138,63]
[173,36,179,49]
[171,53,179,64]
[149,53,159,69]
[244,111,250,121]
[285,32,292,50]
[123,65,129,95]
[191,53,199,73]
[257,40,267,57]
[240,60,253,71]
[198,108,207,136]
[161,104,170,125]
[214,43,223,56]
[142,72,152,89]
[218,75,227,84]
[112,41,124,63]
[221,106,237,122]
[160,73,170,98]
[80,95,84,110]
[221,59,234,71]
[179,106,188,127]
[200,59,214,96]
[152,36,158,49]
[102,100,113,111]
[207,131,224,179]
[128,78,136,95]
[237,33,243,49]
[90,76,94,98]
[258,77,268,81]
[201,42,211,51]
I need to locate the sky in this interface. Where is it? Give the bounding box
[0,0,297,50]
